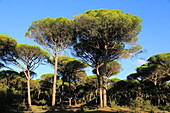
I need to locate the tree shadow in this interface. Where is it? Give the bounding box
[44,109,133,113]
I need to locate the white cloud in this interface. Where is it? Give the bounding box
[137,59,147,65]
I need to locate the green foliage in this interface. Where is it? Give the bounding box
[133,53,170,82]
[0,70,27,112]
[109,100,118,108]
[0,34,17,51]
[127,53,170,107]
[130,97,157,111]
[25,17,75,57]
[93,61,122,78]
[108,80,139,106]
[41,73,54,81]
[104,61,122,78]
[15,44,49,70]
[51,56,88,81]
[149,53,170,65]
[39,99,47,105]
[75,9,142,39]
[26,17,76,108]
[1,9,170,112]
[74,10,142,107]
[0,89,22,112]
[0,34,17,68]
[74,9,142,60]
[108,78,121,83]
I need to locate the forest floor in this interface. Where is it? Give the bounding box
[22,104,170,113]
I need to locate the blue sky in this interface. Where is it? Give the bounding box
[0,0,170,79]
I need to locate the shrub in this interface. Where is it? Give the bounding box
[109,100,118,108]
[39,99,47,105]
[130,97,157,111]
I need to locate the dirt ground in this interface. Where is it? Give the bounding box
[24,104,169,113]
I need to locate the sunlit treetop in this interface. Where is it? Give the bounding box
[0,34,17,63]
[74,9,142,44]
[148,53,170,66]
[25,17,75,57]
[127,53,170,82]
[74,9,142,64]
[14,44,50,71]
[16,44,50,58]
[0,34,17,50]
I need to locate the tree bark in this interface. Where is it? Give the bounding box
[38,89,41,100]
[27,71,32,109]
[74,98,77,105]
[103,76,107,107]
[95,89,98,104]
[69,98,72,106]
[89,92,92,102]
[68,76,72,106]
[103,48,107,107]
[61,80,64,108]
[52,55,59,110]
[74,86,77,105]
[96,66,103,107]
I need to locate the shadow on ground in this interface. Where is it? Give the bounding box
[44,110,133,113]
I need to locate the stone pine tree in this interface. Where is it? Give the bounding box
[0,34,17,68]
[73,36,105,107]
[148,53,170,76]
[25,17,75,109]
[92,60,122,107]
[12,44,49,108]
[128,53,170,84]
[49,56,88,107]
[127,53,170,105]
[74,9,142,107]
[0,36,49,109]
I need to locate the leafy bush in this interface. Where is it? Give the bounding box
[130,97,157,111]
[39,99,47,105]
[109,100,118,108]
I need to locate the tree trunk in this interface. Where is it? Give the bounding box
[83,95,86,103]
[96,66,103,107]
[69,98,72,106]
[61,79,65,108]
[38,90,41,100]
[74,86,77,105]
[74,98,77,105]
[27,71,32,109]
[95,89,98,104]
[103,48,107,107]
[103,76,107,107]
[52,55,59,110]
[23,98,25,105]
[68,76,72,106]
[89,92,92,102]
